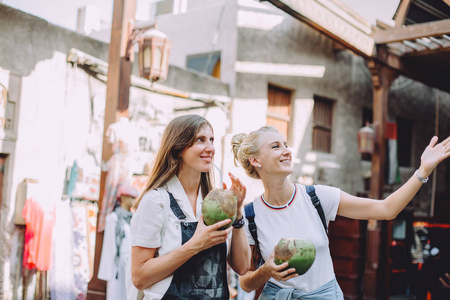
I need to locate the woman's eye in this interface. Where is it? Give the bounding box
[272,145,279,149]
[197,137,204,142]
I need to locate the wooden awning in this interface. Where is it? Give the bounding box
[263,0,450,93]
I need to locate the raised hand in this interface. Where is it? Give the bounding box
[419,136,450,177]
[228,172,247,212]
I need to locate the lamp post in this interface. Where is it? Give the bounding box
[87,1,170,298]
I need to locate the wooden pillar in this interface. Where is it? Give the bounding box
[86,0,136,299]
[363,61,397,300]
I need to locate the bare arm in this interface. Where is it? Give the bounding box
[131,217,232,290]
[338,136,450,220]
[239,246,297,293]
[227,173,251,275]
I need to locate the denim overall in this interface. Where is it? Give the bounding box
[162,191,229,300]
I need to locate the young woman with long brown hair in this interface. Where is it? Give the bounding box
[130,114,250,299]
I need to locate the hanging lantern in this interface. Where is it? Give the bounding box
[138,27,172,82]
[357,123,376,154]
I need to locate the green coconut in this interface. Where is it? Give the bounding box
[274,238,316,275]
[202,189,238,230]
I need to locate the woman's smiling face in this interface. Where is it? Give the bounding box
[255,130,293,176]
[179,125,215,174]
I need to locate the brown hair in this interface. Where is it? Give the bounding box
[134,114,214,209]
[231,126,278,179]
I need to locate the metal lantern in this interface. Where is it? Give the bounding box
[138,28,171,82]
[357,123,376,154]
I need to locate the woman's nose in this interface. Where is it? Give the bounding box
[205,142,215,153]
[283,146,292,155]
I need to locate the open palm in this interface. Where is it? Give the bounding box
[420,136,450,176]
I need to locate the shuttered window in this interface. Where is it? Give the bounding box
[312,95,333,153]
[267,84,292,140]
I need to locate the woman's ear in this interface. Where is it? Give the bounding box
[249,157,260,168]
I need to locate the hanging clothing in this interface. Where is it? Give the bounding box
[99,207,132,300]
[50,199,76,300]
[22,197,56,271]
[97,117,138,232]
[71,201,92,299]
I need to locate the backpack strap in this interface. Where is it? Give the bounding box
[305,185,328,234]
[244,202,258,246]
[244,202,264,267]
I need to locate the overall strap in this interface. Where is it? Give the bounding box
[305,185,328,233]
[167,191,187,220]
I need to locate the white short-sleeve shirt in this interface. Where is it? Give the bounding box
[130,176,204,299]
[129,176,231,300]
[244,184,340,292]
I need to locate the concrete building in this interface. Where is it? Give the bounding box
[155,0,450,213]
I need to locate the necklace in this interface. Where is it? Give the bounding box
[261,183,297,210]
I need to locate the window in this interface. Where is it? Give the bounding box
[312,95,333,153]
[156,0,188,16]
[397,117,412,167]
[186,52,221,79]
[267,84,292,140]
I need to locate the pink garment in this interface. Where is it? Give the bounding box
[22,197,56,271]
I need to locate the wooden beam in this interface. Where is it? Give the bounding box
[264,0,375,57]
[374,19,450,44]
[404,44,450,56]
[394,0,413,27]
[87,0,136,299]
[364,61,397,300]
[374,45,450,94]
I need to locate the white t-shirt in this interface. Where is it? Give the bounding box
[129,176,231,300]
[244,184,340,292]
[99,210,131,300]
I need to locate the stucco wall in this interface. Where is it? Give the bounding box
[0,4,230,298]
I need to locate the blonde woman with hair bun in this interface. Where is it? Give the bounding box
[232,126,450,300]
